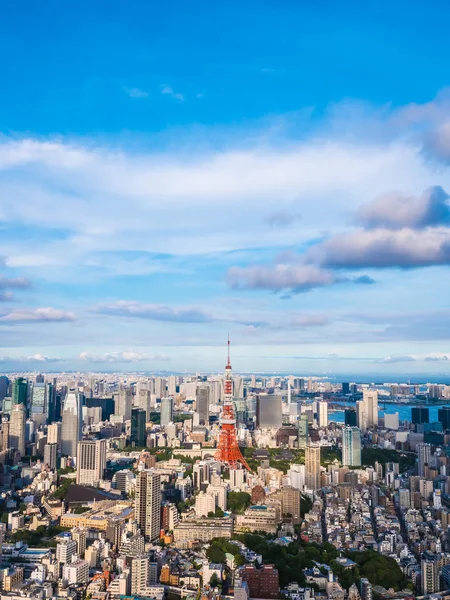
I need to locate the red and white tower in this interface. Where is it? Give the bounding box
[215,337,251,471]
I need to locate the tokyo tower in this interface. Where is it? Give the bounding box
[215,337,251,471]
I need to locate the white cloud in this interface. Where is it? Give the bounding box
[160,85,184,102]
[79,351,169,363]
[356,186,450,230]
[94,301,213,323]
[0,307,76,323]
[124,87,148,98]
[0,353,63,363]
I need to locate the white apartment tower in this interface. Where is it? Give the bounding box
[305,443,321,491]
[135,471,161,541]
[318,401,328,428]
[76,439,107,486]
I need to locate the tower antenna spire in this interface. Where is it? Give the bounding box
[227,334,231,367]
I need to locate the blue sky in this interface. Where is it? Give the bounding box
[2,1,450,374]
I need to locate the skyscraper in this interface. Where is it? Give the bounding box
[412,407,429,426]
[256,394,282,428]
[317,401,328,428]
[12,378,28,408]
[0,376,9,402]
[135,389,151,421]
[30,382,47,426]
[357,390,378,431]
[135,470,161,541]
[196,385,210,425]
[115,388,133,421]
[342,426,361,467]
[10,403,26,455]
[344,409,357,426]
[417,443,431,477]
[363,390,378,428]
[76,439,106,486]
[342,382,350,395]
[47,422,62,448]
[305,443,321,491]
[160,397,173,426]
[44,443,58,470]
[61,390,82,457]
[298,414,309,449]
[438,407,450,430]
[131,408,146,447]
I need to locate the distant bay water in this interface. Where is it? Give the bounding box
[329,401,447,424]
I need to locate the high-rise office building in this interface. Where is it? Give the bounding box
[196,385,210,425]
[438,407,450,430]
[411,407,429,426]
[342,382,350,395]
[76,439,106,486]
[421,552,439,595]
[160,397,173,426]
[363,390,378,428]
[154,378,167,399]
[342,426,361,467]
[135,389,151,421]
[46,382,56,423]
[167,375,178,396]
[357,390,378,431]
[135,470,161,541]
[305,443,321,491]
[61,391,82,457]
[298,414,309,449]
[131,408,146,447]
[115,388,133,421]
[344,409,357,426]
[256,394,282,428]
[10,403,26,455]
[44,443,58,470]
[417,443,431,477]
[0,376,9,402]
[12,378,28,408]
[48,422,62,448]
[317,401,328,428]
[30,382,47,426]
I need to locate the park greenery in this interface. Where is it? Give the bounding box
[361,447,416,473]
[10,524,70,547]
[227,491,251,513]
[52,478,73,499]
[233,534,410,591]
[206,538,247,566]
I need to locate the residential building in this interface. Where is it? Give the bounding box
[305,443,321,491]
[76,439,106,486]
[135,470,161,541]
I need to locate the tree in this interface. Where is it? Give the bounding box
[209,573,221,588]
[227,491,251,513]
[206,545,226,564]
[215,507,224,517]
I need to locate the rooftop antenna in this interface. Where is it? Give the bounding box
[227,334,231,368]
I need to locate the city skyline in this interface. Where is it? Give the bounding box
[2,2,450,372]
